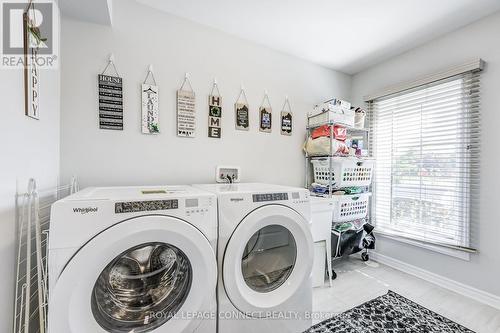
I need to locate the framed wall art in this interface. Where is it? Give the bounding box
[259,91,272,133]
[235,87,249,131]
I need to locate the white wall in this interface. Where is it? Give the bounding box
[59,0,351,189]
[0,3,61,331]
[351,11,500,297]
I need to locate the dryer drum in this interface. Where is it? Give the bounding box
[241,225,297,293]
[91,242,193,333]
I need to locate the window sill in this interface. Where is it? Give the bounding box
[375,232,471,261]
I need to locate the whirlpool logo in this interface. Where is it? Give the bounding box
[73,207,98,214]
[229,197,244,202]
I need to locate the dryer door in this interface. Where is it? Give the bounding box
[49,215,217,333]
[223,205,313,317]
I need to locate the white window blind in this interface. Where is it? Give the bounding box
[368,71,480,252]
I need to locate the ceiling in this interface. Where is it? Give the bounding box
[135,0,500,74]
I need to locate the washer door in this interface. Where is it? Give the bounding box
[223,205,313,317]
[49,215,217,333]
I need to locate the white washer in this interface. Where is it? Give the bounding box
[48,186,217,333]
[193,183,314,333]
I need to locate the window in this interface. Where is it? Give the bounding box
[368,71,480,251]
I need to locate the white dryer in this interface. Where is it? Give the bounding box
[193,183,314,333]
[48,186,217,333]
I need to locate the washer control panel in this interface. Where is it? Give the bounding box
[185,197,213,216]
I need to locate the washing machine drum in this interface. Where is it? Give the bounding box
[49,215,217,333]
[92,242,192,332]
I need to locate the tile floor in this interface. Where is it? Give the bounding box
[312,256,500,333]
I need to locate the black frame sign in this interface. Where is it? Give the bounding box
[235,102,249,130]
[281,111,292,135]
[259,107,272,133]
[98,74,123,130]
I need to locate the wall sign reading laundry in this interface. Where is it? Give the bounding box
[208,80,222,138]
[235,87,249,131]
[280,97,293,136]
[141,66,159,134]
[259,91,272,133]
[177,74,196,137]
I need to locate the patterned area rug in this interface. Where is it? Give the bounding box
[305,290,475,333]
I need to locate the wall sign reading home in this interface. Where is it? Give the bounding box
[208,95,222,138]
[98,74,123,130]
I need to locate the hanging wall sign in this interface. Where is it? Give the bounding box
[235,88,249,131]
[280,97,293,136]
[259,92,272,133]
[141,67,159,134]
[98,74,123,130]
[98,55,123,130]
[23,3,40,119]
[142,84,159,133]
[208,80,222,138]
[177,74,196,137]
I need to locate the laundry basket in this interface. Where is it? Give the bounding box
[310,157,374,188]
[331,193,371,222]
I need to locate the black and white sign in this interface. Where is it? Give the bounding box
[280,98,293,136]
[208,95,222,138]
[259,107,272,133]
[98,74,123,130]
[281,111,293,135]
[235,102,249,130]
[177,90,196,137]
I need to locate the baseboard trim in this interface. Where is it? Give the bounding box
[371,252,500,310]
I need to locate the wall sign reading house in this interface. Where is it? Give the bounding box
[98,74,123,130]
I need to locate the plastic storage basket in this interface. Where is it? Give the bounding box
[331,193,370,222]
[310,157,374,187]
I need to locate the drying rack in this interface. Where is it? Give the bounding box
[13,177,79,333]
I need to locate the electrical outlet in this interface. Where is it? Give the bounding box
[216,166,241,183]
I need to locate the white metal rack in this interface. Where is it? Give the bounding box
[304,111,372,197]
[14,177,78,333]
[305,109,374,279]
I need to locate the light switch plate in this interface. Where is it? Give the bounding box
[216,166,241,183]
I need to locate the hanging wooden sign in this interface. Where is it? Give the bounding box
[259,92,272,133]
[280,97,293,136]
[208,80,222,138]
[235,103,249,130]
[141,66,159,134]
[235,87,249,131]
[177,74,196,137]
[141,84,159,134]
[208,95,222,138]
[98,74,123,130]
